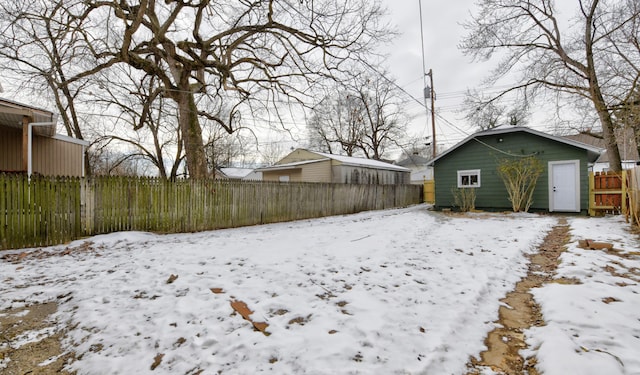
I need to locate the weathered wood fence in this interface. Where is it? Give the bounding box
[423,180,435,204]
[589,171,627,216]
[627,167,640,226]
[0,174,422,250]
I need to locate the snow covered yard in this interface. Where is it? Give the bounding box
[0,205,639,374]
[525,215,640,375]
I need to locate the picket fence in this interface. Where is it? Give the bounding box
[0,174,422,250]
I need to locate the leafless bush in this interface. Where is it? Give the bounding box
[497,157,543,212]
[452,188,477,212]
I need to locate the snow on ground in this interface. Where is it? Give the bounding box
[524,215,640,375]
[0,205,638,374]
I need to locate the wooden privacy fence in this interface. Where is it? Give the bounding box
[0,174,422,250]
[627,166,640,226]
[423,180,435,204]
[589,171,628,216]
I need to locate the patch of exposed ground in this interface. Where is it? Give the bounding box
[0,302,75,375]
[0,243,97,375]
[466,218,572,375]
[0,241,98,264]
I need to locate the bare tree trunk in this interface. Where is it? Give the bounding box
[594,95,623,171]
[585,1,622,172]
[459,1,637,172]
[635,129,640,164]
[177,91,208,178]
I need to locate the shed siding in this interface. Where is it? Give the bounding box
[261,171,277,182]
[33,136,84,176]
[434,132,590,211]
[262,170,302,182]
[263,149,410,185]
[334,164,410,185]
[262,160,331,183]
[301,160,332,182]
[0,126,85,176]
[262,169,301,182]
[0,127,22,171]
[261,171,277,181]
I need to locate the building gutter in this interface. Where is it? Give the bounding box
[27,115,58,178]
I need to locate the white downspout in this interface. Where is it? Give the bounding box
[27,114,59,178]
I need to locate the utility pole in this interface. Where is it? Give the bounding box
[426,69,436,159]
[419,0,436,159]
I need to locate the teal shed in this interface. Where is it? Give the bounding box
[429,126,602,213]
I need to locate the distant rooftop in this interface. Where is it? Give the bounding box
[310,151,409,172]
[564,129,638,162]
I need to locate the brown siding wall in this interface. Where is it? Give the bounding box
[301,160,332,182]
[262,169,303,182]
[33,136,84,177]
[261,171,278,182]
[0,126,84,176]
[262,161,331,183]
[0,127,22,171]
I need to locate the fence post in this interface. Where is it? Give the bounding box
[588,171,595,216]
[0,175,6,249]
[423,180,435,204]
[631,167,640,226]
[622,170,628,217]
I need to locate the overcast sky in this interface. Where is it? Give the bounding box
[0,1,481,159]
[379,0,501,149]
[0,1,580,161]
[379,1,589,154]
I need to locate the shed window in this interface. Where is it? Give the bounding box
[457,169,480,188]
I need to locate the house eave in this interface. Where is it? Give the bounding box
[309,150,410,172]
[51,133,90,146]
[0,97,57,137]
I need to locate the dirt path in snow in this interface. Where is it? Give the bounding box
[466,218,572,375]
[0,301,75,375]
[0,248,85,374]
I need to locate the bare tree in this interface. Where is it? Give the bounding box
[613,87,640,157]
[88,142,156,176]
[0,0,391,178]
[460,0,640,172]
[88,65,185,179]
[464,96,504,131]
[355,73,408,160]
[308,70,408,159]
[204,128,249,170]
[306,113,336,154]
[259,142,290,166]
[66,0,393,178]
[463,91,530,130]
[400,138,432,160]
[0,0,101,174]
[308,90,365,156]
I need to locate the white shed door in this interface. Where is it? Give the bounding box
[549,161,580,212]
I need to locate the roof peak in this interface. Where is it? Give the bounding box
[429,126,602,165]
